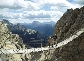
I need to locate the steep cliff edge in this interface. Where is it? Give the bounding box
[0,21,26,61]
[50,6,84,61]
[54,7,84,42]
[0,21,25,50]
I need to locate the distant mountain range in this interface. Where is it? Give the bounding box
[20,21,56,37]
[2,19,55,47]
[2,19,47,47]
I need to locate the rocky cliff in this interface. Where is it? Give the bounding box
[48,6,84,61]
[0,21,27,61]
[0,21,26,50]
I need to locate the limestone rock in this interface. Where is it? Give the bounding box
[52,6,84,61]
[0,21,25,50]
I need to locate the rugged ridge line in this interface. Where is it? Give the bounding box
[49,6,84,61]
[0,21,26,50]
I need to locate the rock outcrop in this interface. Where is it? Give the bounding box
[0,21,25,50]
[48,6,84,61]
[0,21,28,61]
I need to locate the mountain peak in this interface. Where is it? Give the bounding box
[2,19,13,25]
[51,6,84,61]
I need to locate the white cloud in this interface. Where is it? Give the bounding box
[74,0,84,6]
[0,9,23,19]
[23,1,40,10]
[0,9,63,23]
[0,0,83,24]
[34,0,80,10]
[0,0,39,10]
[22,10,63,22]
[33,0,64,6]
[0,0,24,9]
[23,10,51,19]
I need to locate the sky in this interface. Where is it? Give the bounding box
[0,0,84,24]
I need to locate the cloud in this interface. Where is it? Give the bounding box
[74,0,84,6]
[0,0,39,10]
[0,0,24,9]
[23,1,40,10]
[22,10,63,21]
[0,9,63,23]
[23,10,51,19]
[0,9,23,19]
[0,0,83,24]
[34,0,80,10]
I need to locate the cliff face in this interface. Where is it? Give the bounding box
[0,21,26,61]
[51,6,84,61]
[54,7,84,42]
[0,21,25,50]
